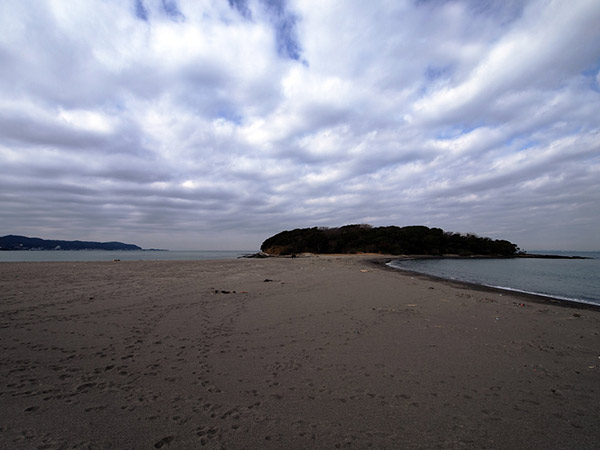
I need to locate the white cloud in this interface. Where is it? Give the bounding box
[58,109,117,134]
[414,0,600,125]
[0,0,599,250]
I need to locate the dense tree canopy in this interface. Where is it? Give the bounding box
[261,225,519,256]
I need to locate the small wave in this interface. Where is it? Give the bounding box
[482,284,600,307]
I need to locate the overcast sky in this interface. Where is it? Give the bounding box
[1,0,599,251]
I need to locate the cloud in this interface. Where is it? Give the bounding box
[0,0,599,250]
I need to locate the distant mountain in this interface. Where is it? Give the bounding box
[261,224,520,256]
[0,235,142,251]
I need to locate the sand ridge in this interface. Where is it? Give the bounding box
[0,256,598,449]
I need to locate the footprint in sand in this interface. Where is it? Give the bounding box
[154,435,174,448]
[196,426,220,446]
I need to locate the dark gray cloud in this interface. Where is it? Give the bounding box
[0,0,599,250]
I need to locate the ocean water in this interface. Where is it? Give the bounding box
[388,251,600,307]
[0,250,257,263]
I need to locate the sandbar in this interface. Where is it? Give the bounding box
[1,256,598,449]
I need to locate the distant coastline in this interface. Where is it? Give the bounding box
[0,235,142,251]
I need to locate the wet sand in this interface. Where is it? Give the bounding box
[1,255,598,449]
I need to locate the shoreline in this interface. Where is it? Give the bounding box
[369,257,600,311]
[1,257,599,449]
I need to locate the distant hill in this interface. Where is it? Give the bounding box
[261,225,519,256]
[0,235,142,251]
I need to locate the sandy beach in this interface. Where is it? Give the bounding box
[1,255,598,449]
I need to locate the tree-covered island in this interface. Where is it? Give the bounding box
[261,225,520,256]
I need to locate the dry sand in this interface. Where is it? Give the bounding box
[0,255,598,449]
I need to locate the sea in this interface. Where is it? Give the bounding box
[387,251,600,307]
[0,250,257,263]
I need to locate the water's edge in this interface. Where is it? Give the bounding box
[368,258,600,311]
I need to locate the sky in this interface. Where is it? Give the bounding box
[1,0,599,251]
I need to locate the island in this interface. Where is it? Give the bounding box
[261,224,519,256]
[0,235,142,251]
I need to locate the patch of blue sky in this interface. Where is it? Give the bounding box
[468,0,524,24]
[216,109,243,125]
[417,0,524,25]
[434,122,488,140]
[108,100,126,113]
[425,65,452,81]
[582,62,600,92]
[227,0,302,62]
[161,0,185,21]
[273,14,301,61]
[581,61,600,77]
[262,1,303,61]
[134,0,149,21]
[501,133,539,152]
[417,66,453,98]
[134,0,184,22]
[228,0,252,19]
